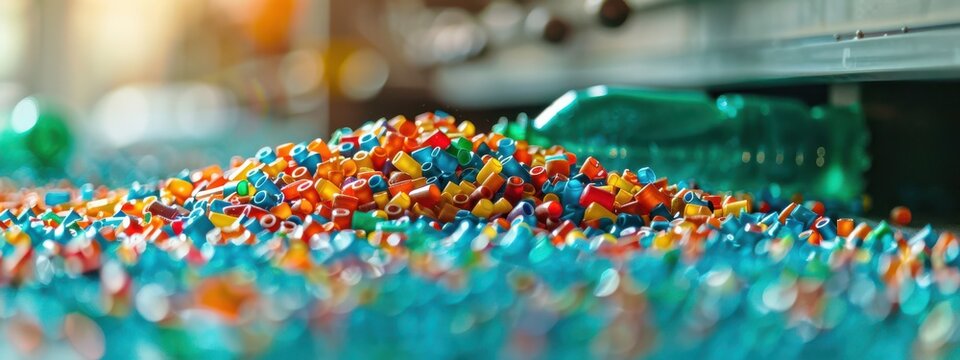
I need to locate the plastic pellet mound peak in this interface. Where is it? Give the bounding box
[0,111,957,359]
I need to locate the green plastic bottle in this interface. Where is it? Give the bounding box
[0,96,73,177]
[496,86,869,200]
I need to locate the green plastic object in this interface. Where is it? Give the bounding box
[496,86,869,200]
[352,211,385,232]
[0,96,73,176]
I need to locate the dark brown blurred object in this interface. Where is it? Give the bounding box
[543,17,572,44]
[598,0,631,28]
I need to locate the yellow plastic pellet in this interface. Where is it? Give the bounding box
[723,200,750,217]
[442,182,462,196]
[86,198,120,215]
[472,198,494,218]
[392,152,422,178]
[209,212,239,228]
[263,158,288,178]
[373,191,389,208]
[607,173,621,186]
[458,181,477,194]
[653,233,674,250]
[684,204,712,217]
[388,192,412,210]
[457,120,476,137]
[353,151,374,170]
[491,198,513,216]
[478,224,497,240]
[584,203,617,222]
[476,158,502,184]
[315,179,341,202]
[615,189,633,206]
[608,173,639,193]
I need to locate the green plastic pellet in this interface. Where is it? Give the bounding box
[41,211,62,224]
[237,180,250,197]
[864,220,893,251]
[452,137,473,152]
[376,222,409,233]
[352,211,384,232]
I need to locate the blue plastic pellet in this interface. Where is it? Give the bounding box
[497,138,516,157]
[637,167,656,184]
[256,146,277,163]
[339,142,357,157]
[44,190,71,206]
[359,133,379,151]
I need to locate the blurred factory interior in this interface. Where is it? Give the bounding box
[1,0,960,224]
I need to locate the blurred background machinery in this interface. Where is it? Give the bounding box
[0,0,959,223]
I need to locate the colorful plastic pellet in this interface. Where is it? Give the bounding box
[146,201,180,220]
[634,183,670,214]
[472,198,494,218]
[636,167,656,184]
[891,205,912,226]
[497,138,516,156]
[408,183,441,209]
[392,151,423,178]
[535,200,562,221]
[579,184,615,211]
[44,190,71,206]
[476,158,502,184]
[359,133,379,151]
[423,130,452,149]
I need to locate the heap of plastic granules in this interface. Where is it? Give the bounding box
[1,112,960,359]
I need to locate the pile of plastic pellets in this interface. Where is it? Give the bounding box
[1,112,958,359]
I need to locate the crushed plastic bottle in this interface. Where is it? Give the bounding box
[496,86,870,201]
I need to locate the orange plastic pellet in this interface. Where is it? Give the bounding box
[778,203,800,224]
[634,184,670,215]
[409,184,441,209]
[332,208,352,229]
[270,203,293,220]
[837,218,855,237]
[847,223,873,242]
[890,206,912,226]
[544,158,570,178]
[333,194,360,211]
[166,178,194,200]
[805,201,825,216]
